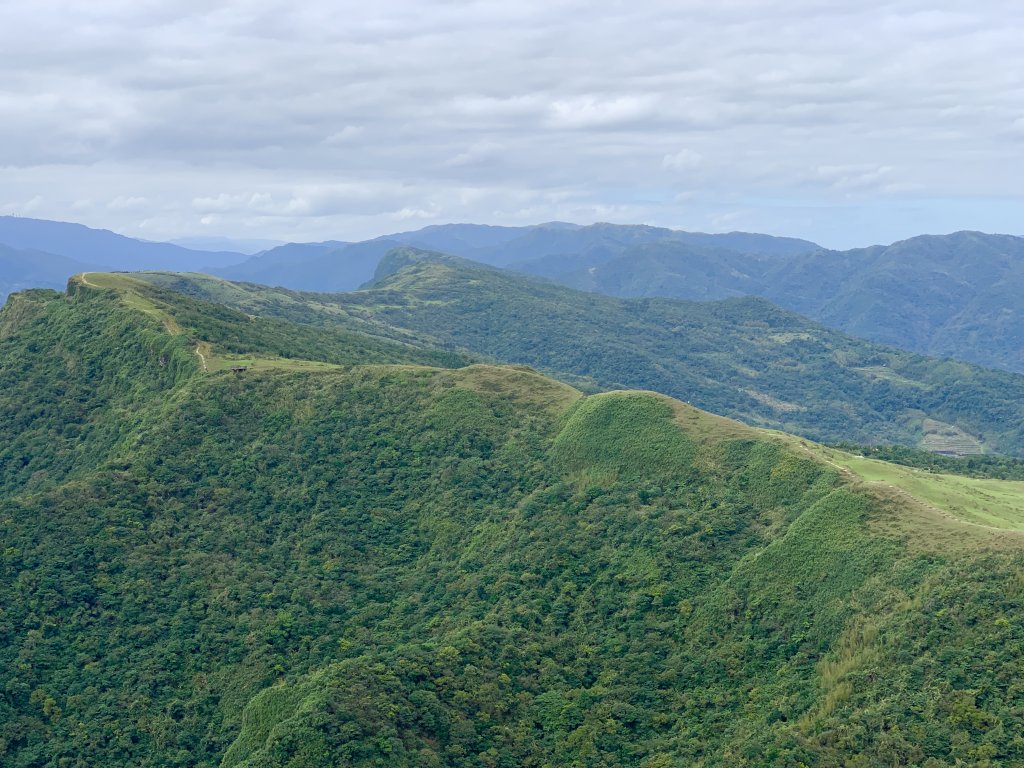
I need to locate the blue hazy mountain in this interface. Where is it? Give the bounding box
[544,230,1024,373]
[215,239,398,290]
[0,243,94,301]
[217,222,819,292]
[0,216,248,272]
[169,236,286,254]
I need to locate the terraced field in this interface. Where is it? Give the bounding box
[920,417,986,455]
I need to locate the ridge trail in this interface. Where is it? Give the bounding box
[195,343,208,372]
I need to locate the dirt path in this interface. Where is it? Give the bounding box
[195,343,209,372]
[79,272,98,287]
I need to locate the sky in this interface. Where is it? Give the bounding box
[1,0,1022,249]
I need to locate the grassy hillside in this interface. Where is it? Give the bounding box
[0,274,468,499]
[140,257,1024,456]
[2,274,1024,766]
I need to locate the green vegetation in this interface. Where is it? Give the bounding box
[831,443,1024,480]
[406,225,1024,376]
[3,275,1024,767]
[141,255,1024,456]
[792,442,1024,533]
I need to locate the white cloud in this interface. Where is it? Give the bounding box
[546,95,658,129]
[322,126,364,145]
[815,165,894,192]
[663,149,703,171]
[107,195,148,210]
[0,0,1022,247]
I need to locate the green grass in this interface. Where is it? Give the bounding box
[71,272,448,376]
[790,441,1024,535]
[77,272,183,333]
[919,417,986,455]
[839,454,1024,530]
[204,353,342,374]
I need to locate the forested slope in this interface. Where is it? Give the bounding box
[1,275,1023,766]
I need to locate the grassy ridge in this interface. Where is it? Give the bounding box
[137,262,1024,456]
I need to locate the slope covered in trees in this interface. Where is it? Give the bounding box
[141,255,1024,456]
[1,274,1023,766]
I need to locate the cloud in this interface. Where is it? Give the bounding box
[814,165,894,192]
[107,195,148,210]
[0,0,1022,248]
[322,126,364,145]
[546,96,658,129]
[663,149,703,171]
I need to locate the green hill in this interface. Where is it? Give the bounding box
[2,274,1024,766]
[140,254,1024,456]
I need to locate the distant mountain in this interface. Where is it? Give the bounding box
[216,222,821,292]
[214,239,398,291]
[417,227,1024,375]
[0,243,93,301]
[386,221,819,267]
[763,231,1024,371]
[169,235,286,254]
[0,216,248,272]
[383,222,533,256]
[514,239,767,300]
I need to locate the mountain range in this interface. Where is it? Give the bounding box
[2,270,1024,765]
[211,223,1024,374]
[5,216,1024,376]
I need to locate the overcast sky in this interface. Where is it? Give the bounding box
[1,0,1022,248]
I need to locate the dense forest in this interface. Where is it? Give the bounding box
[1,275,1023,766]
